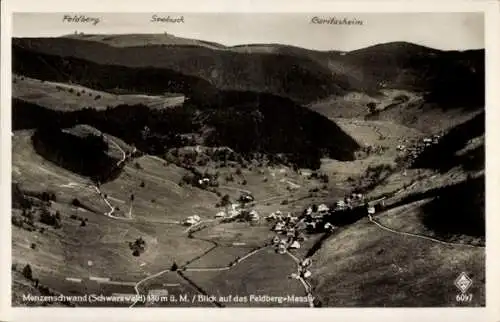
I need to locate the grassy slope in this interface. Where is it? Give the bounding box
[13,75,184,111]
[311,213,484,307]
[183,247,308,307]
[310,88,483,135]
[12,131,211,293]
[309,103,485,306]
[11,129,327,305]
[11,271,68,307]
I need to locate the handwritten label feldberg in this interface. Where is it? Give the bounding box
[62,15,101,26]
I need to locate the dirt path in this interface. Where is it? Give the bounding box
[367,214,484,248]
[129,268,173,308]
[108,138,126,167]
[92,185,132,221]
[183,246,268,272]
[84,133,134,220]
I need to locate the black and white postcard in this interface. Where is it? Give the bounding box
[1,1,499,322]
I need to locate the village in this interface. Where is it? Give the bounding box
[180,185,381,282]
[396,134,443,167]
[176,133,448,283]
[162,130,448,290]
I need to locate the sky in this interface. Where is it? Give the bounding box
[12,12,484,51]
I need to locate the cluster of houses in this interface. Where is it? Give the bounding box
[212,193,256,219]
[301,203,333,232]
[302,193,365,222]
[397,134,442,165]
[334,192,365,210]
[186,195,260,226]
[266,211,305,254]
[361,144,387,156]
[298,193,379,232]
[214,203,260,223]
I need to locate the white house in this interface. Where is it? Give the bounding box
[198,178,210,186]
[335,200,346,209]
[301,258,312,268]
[367,206,376,215]
[215,211,226,218]
[266,214,277,221]
[249,210,260,221]
[306,222,316,230]
[273,222,285,231]
[318,204,330,213]
[303,270,312,279]
[229,209,240,218]
[324,222,336,231]
[289,240,301,249]
[184,217,198,226]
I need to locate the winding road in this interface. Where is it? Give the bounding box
[367,214,484,248]
[285,251,315,307]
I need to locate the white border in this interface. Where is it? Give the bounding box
[1,1,499,322]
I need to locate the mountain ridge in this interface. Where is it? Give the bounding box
[13,36,484,105]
